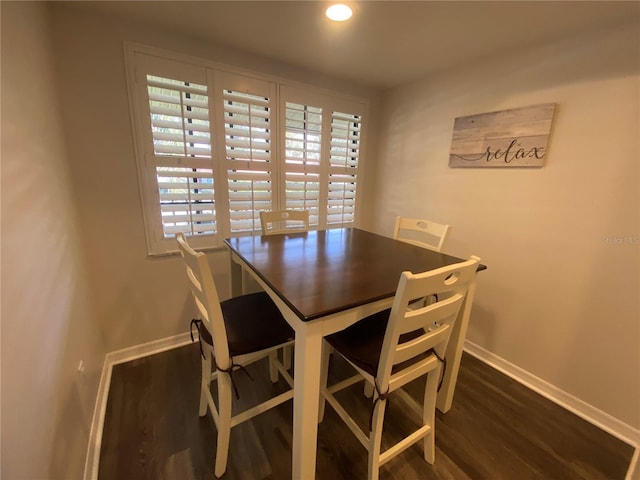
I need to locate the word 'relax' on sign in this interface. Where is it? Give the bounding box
[449,103,556,168]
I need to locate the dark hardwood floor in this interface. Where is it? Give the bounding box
[99,344,634,479]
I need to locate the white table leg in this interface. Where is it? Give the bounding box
[436,279,477,413]
[292,320,324,480]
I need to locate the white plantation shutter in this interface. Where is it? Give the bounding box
[127,48,367,255]
[284,102,322,226]
[216,74,276,235]
[280,87,365,229]
[327,111,361,225]
[145,75,217,240]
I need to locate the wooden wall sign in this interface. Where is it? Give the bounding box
[449,103,555,168]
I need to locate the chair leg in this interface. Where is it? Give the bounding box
[214,370,233,478]
[363,382,374,398]
[268,351,278,382]
[282,345,292,370]
[368,396,387,480]
[318,342,331,422]
[199,346,212,417]
[422,365,440,465]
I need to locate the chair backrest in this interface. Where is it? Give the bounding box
[377,256,481,392]
[260,209,309,235]
[176,232,231,367]
[393,216,451,252]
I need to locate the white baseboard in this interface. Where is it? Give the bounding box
[464,340,640,448]
[83,332,194,480]
[105,331,194,366]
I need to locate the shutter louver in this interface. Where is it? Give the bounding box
[223,89,273,234]
[146,75,216,238]
[284,102,322,225]
[328,111,361,225]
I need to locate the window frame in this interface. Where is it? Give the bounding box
[125,43,369,256]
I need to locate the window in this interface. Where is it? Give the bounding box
[216,73,276,235]
[328,110,361,225]
[283,101,322,225]
[147,75,216,238]
[280,87,363,230]
[127,49,367,255]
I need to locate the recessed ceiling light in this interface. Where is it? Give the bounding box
[326,4,352,22]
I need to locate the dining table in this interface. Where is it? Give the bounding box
[224,227,485,480]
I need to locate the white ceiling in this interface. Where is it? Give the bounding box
[69,1,640,89]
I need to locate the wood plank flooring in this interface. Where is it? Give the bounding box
[98,344,634,479]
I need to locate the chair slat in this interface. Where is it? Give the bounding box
[393,325,451,366]
[399,294,463,334]
[393,216,451,253]
[260,209,309,235]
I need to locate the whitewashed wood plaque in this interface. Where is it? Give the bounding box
[449,103,555,168]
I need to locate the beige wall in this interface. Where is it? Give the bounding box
[1,2,105,478]
[371,21,640,429]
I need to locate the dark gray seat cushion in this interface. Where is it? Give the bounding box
[221,292,294,356]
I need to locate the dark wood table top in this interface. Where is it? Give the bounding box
[225,227,485,322]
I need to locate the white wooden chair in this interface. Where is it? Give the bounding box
[176,232,295,478]
[319,256,481,480]
[260,209,309,235]
[393,216,451,252]
[393,215,452,315]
